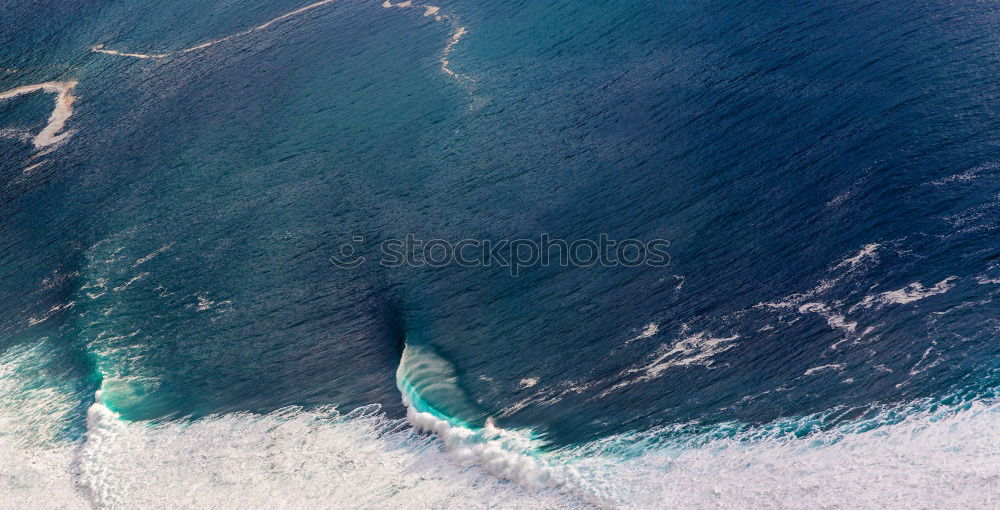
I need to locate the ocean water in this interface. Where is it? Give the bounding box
[2,0,999,508]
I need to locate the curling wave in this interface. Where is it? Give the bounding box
[0,367,994,509]
[395,344,604,502]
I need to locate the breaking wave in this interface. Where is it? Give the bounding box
[0,357,994,509]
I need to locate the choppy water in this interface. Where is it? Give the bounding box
[2,0,999,508]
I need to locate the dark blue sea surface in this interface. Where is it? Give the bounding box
[1,1,998,508]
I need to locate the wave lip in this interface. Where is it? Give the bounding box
[395,344,610,504]
[1,351,994,508]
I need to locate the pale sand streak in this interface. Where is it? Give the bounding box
[0,81,78,149]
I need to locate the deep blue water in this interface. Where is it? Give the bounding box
[2,0,999,507]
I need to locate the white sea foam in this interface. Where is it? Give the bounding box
[92,0,341,59]
[0,341,91,507]
[756,242,882,313]
[835,242,880,269]
[976,274,1000,285]
[0,127,32,142]
[4,387,995,509]
[134,244,173,266]
[381,1,471,82]
[69,388,584,510]
[440,26,469,80]
[26,301,77,327]
[0,80,78,149]
[583,398,1000,509]
[497,377,599,418]
[395,344,616,506]
[40,269,81,290]
[0,341,80,447]
[0,439,87,509]
[2,372,998,509]
[853,276,958,311]
[599,328,740,397]
[92,1,471,85]
[752,242,897,349]
[797,302,857,336]
[111,272,148,292]
[803,363,845,376]
[638,331,739,376]
[624,322,659,346]
[928,162,996,186]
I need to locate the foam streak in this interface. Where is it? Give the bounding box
[382,1,471,83]
[92,0,340,59]
[0,81,78,149]
[92,1,472,84]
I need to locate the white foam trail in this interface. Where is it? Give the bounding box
[976,274,1000,285]
[853,276,958,310]
[89,46,169,59]
[134,243,173,266]
[637,330,739,376]
[92,1,472,84]
[751,241,892,349]
[603,326,739,397]
[797,302,857,335]
[622,322,659,347]
[77,390,123,508]
[803,363,845,376]
[26,300,76,327]
[92,0,340,59]
[0,80,78,149]
[440,26,468,80]
[381,2,472,83]
[835,242,880,269]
